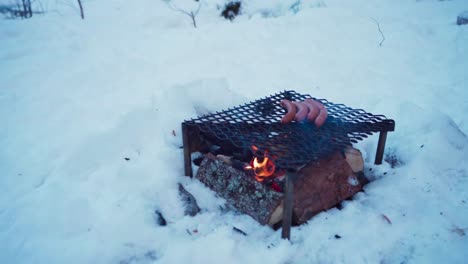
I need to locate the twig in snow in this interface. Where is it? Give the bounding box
[232,226,247,236]
[165,0,201,28]
[57,0,84,19]
[370,17,385,47]
[381,214,392,225]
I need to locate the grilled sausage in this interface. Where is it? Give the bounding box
[281,98,328,126]
[280,99,297,124]
[303,99,320,122]
[303,99,328,127]
[293,102,308,122]
[314,100,328,127]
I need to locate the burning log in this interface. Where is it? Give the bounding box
[195,153,284,226]
[195,148,366,227]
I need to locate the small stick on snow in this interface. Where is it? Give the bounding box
[233,226,248,236]
[382,214,392,225]
[370,17,385,47]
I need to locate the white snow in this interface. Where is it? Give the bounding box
[1,0,468,263]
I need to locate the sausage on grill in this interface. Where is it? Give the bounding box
[280,98,328,127]
[280,99,297,124]
[312,99,328,127]
[303,99,320,122]
[293,101,308,122]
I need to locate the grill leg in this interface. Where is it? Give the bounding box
[374,131,388,165]
[182,123,192,177]
[282,171,297,240]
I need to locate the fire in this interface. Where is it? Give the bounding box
[245,146,276,182]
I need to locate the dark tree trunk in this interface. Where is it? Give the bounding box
[77,0,84,19]
[21,0,26,17]
[26,0,31,17]
[21,0,32,18]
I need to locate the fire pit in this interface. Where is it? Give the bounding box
[182,90,395,239]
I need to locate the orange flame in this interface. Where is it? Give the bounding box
[244,146,276,182]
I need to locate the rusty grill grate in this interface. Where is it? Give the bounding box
[182,90,396,240]
[183,90,395,170]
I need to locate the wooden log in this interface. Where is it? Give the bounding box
[344,146,364,173]
[195,148,366,227]
[293,151,364,224]
[195,154,284,226]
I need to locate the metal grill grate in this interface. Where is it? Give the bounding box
[183,90,395,170]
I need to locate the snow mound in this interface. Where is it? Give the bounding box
[1,0,468,263]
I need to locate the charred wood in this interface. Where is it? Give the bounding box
[154,210,167,226]
[178,183,200,216]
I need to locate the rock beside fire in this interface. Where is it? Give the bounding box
[178,183,201,216]
[195,153,284,226]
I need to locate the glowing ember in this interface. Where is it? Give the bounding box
[245,146,276,181]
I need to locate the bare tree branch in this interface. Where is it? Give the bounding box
[370,17,385,47]
[165,0,201,28]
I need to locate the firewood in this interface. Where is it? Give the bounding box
[294,152,363,224]
[195,153,284,226]
[195,149,366,226]
[344,146,364,173]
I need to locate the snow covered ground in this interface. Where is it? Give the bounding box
[1,0,468,263]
